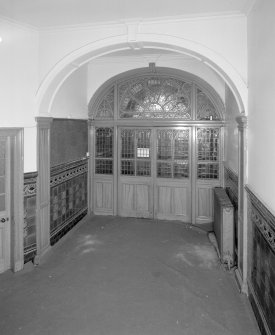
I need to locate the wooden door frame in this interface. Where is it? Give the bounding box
[0,128,24,272]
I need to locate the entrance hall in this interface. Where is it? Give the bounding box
[0,216,259,335]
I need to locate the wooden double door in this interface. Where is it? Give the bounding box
[118,127,191,221]
[93,126,221,225]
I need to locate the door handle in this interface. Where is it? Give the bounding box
[1,218,8,223]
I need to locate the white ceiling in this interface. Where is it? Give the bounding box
[0,0,256,28]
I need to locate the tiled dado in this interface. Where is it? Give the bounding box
[24,172,37,263]
[224,165,238,262]
[50,158,88,245]
[246,186,275,335]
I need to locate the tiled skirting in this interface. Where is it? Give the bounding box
[224,165,238,263]
[50,158,88,245]
[23,172,38,263]
[246,186,275,335]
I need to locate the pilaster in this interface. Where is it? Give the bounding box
[35,117,53,264]
[236,114,248,293]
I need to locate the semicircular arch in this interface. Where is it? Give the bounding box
[36,34,246,117]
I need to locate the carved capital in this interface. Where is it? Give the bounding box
[36,117,53,129]
[236,115,247,131]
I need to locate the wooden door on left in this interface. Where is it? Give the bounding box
[0,136,10,273]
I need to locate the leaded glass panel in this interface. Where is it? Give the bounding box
[94,87,114,120]
[95,128,113,175]
[196,89,220,121]
[157,129,189,179]
[197,128,219,180]
[119,77,192,119]
[120,129,151,177]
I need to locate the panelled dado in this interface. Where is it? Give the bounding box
[88,67,225,225]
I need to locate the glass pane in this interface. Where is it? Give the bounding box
[174,162,189,178]
[94,87,114,119]
[137,161,151,176]
[0,159,5,176]
[119,77,192,119]
[0,140,6,158]
[96,128,113,158]
[174,129,189,160]
[121,160,135,175]
[0,177,5,194]
[157,162,172,178]
[157,130,172,160]
[196,89,220,120]
[121,129,135,159]
[197,163,219,180]
[197,128,219,161]
[0,194,5,211]
[95,159,113,175]
[136,130,151,158]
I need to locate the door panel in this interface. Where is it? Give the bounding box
[0,137,10,273]
[195,127,221,224]
[94,179,113,213]
[155,128,191,222]
[118,129,153,218]
[155,182,190,221]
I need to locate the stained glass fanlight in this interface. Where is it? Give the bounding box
[94,87,114,120]
[119,77,192,119]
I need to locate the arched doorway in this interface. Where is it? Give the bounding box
[88,67,225,227]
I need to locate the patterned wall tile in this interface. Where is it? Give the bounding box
[50,158,88,245]
[23,172,38,263]
[246,186,275,335]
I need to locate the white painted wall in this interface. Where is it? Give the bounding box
[38,15,247,96]
[224,84,239,173]
[248,0,275,211]
[87,54,225,103]
[50,65,88,119]
[0,18,39,172]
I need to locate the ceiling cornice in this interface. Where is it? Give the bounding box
[38,12,246,33]
[0,14,38,32]
[242,0,258,16]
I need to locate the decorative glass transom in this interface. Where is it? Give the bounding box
[91,73,223,121]
[196,89,219,121]
[94,87,114,120]
[119,77,192,119]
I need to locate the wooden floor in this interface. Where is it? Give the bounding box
[0,215,260,335]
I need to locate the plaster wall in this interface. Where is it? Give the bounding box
[0,18,39,172]
[38,15,247,90]
[247,0,275,211]
[224,84,239,173]
[50,65,88,119]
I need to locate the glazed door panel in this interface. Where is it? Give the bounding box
[155,128,191,221]
[195,127,221,224]
[0,137,10,273]
[93,127,114,215]
[118,129,153,218]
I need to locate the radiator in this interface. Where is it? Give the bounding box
[213,187,234,268]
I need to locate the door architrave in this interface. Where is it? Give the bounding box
[0,128,24,272]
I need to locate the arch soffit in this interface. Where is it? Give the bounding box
[88,67,225,120]
[36,34,246,116]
